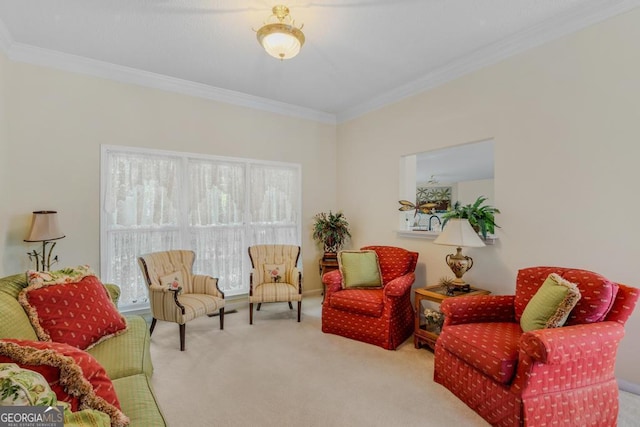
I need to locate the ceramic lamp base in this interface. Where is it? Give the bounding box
[445,247,474,287]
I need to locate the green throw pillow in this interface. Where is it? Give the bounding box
[520,273,581,332]
[338,251,383,289]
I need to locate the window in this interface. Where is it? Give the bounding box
[100,145,301,312]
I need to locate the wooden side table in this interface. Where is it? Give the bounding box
[319,253,339,303]
[414,285,490,350]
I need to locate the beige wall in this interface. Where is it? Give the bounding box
[0,54,7,267]
[0,58,337,293]
[1,7,638,386]
[337,9,640,384]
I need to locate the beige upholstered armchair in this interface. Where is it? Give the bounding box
[248,245,302,324]
[137,250,225,351]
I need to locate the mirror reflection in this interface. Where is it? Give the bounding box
[400,139,495,232]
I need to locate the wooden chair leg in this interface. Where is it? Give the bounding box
[297,301,301,322]
[257,303,262,311]
[179,324,186,351]
[250,302,254,325]
[150,318,157,336]
[288,301,293,310]
[219,307,225,330]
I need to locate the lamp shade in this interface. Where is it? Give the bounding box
[24,211,65,242]
[433,218,485,248]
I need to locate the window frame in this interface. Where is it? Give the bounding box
[100,144,302,312]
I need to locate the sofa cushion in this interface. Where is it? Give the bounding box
[520,273,581,332]
[338,251,383,289]
[562,269,618,325]
[19,274,128,350]
[438,322,522,384]
[0,339,128,427]
[0,273,29,299]
[64,408,111,427]
[87,315,153,380]
[0,292,39,341]
[112,374,167,427]
[328,289,384,317]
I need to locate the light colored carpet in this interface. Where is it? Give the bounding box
[149,296,640,427]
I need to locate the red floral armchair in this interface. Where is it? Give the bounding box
[434,266,639,427]
[321,246,418,350]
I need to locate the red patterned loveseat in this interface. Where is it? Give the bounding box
[321,246,418,350]
[434,266,639,426]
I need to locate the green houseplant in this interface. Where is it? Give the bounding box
[441,196,500,239]
[312,211,351,254]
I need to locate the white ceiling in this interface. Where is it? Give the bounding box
[0,1,637,123]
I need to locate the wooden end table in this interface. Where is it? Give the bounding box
[414,284,490,350]
[319,253,339,303]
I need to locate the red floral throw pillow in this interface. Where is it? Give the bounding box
[0,339,129,427]
[19,270,127,350]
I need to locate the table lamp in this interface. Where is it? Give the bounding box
[433,218,485,291]
[24,210,65,271]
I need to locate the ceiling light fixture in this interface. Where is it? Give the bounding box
[256,5,305,60]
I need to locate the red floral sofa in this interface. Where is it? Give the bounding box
[321,245,418,350]
[434,266,639,427]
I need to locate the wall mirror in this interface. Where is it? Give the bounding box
[399,139,495,235]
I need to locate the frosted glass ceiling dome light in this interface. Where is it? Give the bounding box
[256,5,305,60]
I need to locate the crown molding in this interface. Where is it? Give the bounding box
[337,0,640,123]
[0,22,336,125]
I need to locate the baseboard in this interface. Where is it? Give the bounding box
[618,379,640,395]
[303,289,323,297]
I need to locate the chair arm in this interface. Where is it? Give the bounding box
[149,283,169,293]
[520,321,625,365]
[384,273,415,298]
[322,269,343,297]
[441,295,515,326]
[192,274,224,298]
[292,267,302,293]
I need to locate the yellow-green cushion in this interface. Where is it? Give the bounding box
[521,273,581,332]
[64,407,111,427]
[87,316,153,380]
[338,251,383,289]
[0,292,38,341]
[112,374,167,427]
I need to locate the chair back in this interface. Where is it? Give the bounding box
[138,250,195,293]
[248,245,300,284]
[515,266,636,326]
[604,284,639,325]
[361,245,418,285]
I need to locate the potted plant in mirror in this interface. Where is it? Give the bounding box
[312,211,351,255]
[441,196,500,240]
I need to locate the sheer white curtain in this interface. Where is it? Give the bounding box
[101,146,301,311]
